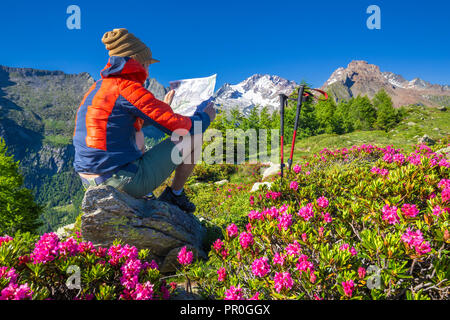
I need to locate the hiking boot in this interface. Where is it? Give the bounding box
[141,193,155,201]
[157,187,196,213]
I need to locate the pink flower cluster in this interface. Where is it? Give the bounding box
[0,235,13,247]
[381,204,400,225]
[317,196,329,208]
[0,266,32,300]
[342,280,354,297]
[226,223,238,238]
[224,285,244,300]
[371,166,389,177]
[289,181,299,191]
[273,272,293,293]
[239,232,254,250]
[277,212,292,231]
[251,257,271,277]
[295,255,314,277]
[293,164,302,173]
[339,243,358,256]
[401,204,419,218]
[177,246,194,266]
[217,267,226,282]
[297,203,314,221]
[107,243,138,266]
[401,228,431,256]
[31,233,60,264]
[285,240,302,257]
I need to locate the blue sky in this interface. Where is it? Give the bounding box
[1,0,449,89]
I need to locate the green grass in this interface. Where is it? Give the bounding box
[285,105,450,159]
[42,135,72,147]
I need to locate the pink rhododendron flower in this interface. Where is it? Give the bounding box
[120,258,141,290]
[31,233,60,264]
[393,153,405,164]
[317,196,329,208]
[217,267,226,282]
[130,282,154,300]
[322,212,333,223]
[273,272,293,293]
[226,223,238,238]
[438,179,450,189]
[251,257,271,277]
[0,267,18,283]
[239,232,254,250]
[432,205,443,217]
[401,228,431,256]
[439,158,450,168]
[290,181,299,191]
[342,280,354,297]
[277,213,292,231]
[273,252,285,266]
[58,237,79,256]
[224,285,244,300]
[310,271,317,283]
[177,246,194,266]
[301,233,307,242]
[383,153,393,163]
[293,164,301,173]
[382,204,400,225]
[358,267,366,279]
[107,244,138,265]
[298,203,314,221]
[213,239,223,252]
[285,241,301,257]
[296,255,314,274]
[401,204,419,218]
[0,283,33,300]
[0,235,13,247]
[249,292,260,300]
[78,241,96,254]
[248,210,264,221]
[442,187,450,202]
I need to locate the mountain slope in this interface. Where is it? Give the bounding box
[213,74,298,115]
[322,60,450,107]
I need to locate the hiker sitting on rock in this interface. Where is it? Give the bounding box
[73,28,215,212]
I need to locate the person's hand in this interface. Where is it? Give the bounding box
[164,90,175,106]
[203,102,216,122]
[135,130,146,153]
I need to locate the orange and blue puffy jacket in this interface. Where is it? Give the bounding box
[73,56,210,174]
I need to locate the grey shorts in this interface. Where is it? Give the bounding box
[82,138,181,198]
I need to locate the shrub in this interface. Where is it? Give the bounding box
[0,232,173,300]
[187,143,449,300]
[0,139,42,235]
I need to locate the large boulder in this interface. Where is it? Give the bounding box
[418,134,436,146]
[80,185,207,273]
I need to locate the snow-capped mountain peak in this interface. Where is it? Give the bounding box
[214,74,298,115]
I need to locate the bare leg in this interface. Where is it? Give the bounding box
[171,133,202,191]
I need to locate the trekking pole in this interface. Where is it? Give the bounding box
[287,85,305,172]
[279,94,287,179]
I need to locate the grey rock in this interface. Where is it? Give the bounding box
[80,185,206,273]
[250,182,272,192]
[435,146,450,160]
[56,223,75,239]
[261,162,282,180]
[417,134,436,146]
[214,179,228,186]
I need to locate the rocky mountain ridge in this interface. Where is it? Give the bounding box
[322,60,450,107]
